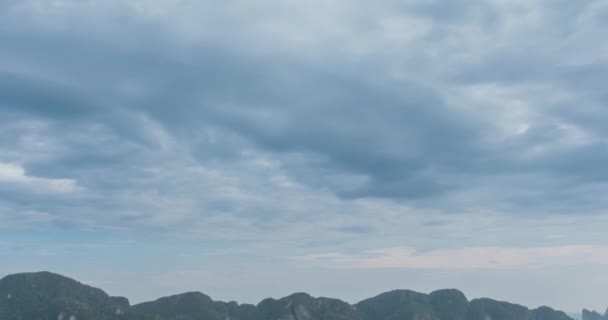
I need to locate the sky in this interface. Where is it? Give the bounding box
[0,0,608,314]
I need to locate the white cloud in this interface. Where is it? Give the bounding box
[0,162,83,193]
[297,245,608,270]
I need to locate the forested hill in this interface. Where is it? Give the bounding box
[0,272,573,320]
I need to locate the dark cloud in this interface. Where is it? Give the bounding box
[0,0,607,240]
[0,73,98,118]
[334,225,373,234]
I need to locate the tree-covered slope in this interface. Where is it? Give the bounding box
[131,291,255,320]
[251,292,362,320]
[0,271,575,320]
[355,289,439,320]
[0,272,130,320]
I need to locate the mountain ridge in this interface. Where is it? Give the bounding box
[0,271,575,320]
[582,308,608,320]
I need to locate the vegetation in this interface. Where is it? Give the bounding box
[0,272,576,320]
[0,272,129,320]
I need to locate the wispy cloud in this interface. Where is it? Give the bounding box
[297,245,608,270]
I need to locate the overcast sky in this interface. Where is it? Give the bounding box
[1,0,608,313]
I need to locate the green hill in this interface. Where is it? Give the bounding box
[0,272,129,320]
[0,271,574,320]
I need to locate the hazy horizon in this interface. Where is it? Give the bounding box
[1,0,608,314]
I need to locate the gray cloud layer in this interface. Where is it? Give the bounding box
[1,0,607,231]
